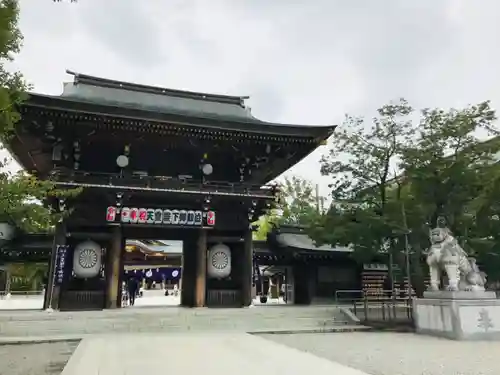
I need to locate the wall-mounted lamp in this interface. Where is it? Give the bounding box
[116,155,129,168]
[202,163,213,175]
[58,198,66,212]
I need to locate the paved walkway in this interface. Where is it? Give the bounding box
[61,333,371,375]
[0,303,354,338]
[265,332,500,375]
[0,293,287,310]
[0,290,181,310]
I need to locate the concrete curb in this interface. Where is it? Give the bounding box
[0,336,83,345]
[339,306,361,323]
[249,325,372,335]
[0,325,372,344]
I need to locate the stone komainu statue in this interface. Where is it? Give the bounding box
[426,227,487,292]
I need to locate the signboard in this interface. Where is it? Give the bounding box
[252,260,260,286]
[363,263,389,271]
[55,245,69,285]
[106,206,216,227]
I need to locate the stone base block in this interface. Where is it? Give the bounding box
[423,290,497,300]
[413,297,500,340]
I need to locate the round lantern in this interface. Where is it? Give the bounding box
[73,240,102,279]
[207,243,231,279]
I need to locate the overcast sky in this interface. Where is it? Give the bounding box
[5,0,500,197]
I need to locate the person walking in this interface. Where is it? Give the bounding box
[127,277,139,306]
[383,275,393,299]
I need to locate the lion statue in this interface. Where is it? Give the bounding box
[426,227,486,292]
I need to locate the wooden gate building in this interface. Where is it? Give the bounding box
[7,71,335,310]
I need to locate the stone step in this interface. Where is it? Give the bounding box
[0,305,356,337]
[0,304,346,318]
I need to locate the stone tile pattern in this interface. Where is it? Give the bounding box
[264,331,500,375]
[0,305,352,337]
[0,341,79,375]
[61,333,369,375]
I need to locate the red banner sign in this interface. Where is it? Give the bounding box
[106,207,216,227]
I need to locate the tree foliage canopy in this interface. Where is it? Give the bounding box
[252,176,322,240]
[0,0,79,233]
[320,98,414,204]
[304,99,500,285]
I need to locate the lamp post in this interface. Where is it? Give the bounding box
[401,201,412,303]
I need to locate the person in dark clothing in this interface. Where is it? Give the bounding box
[127,277,139,306]
[383,275,393,299]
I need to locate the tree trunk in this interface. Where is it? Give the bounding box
[5,265,11,294]
[411,250,426,298]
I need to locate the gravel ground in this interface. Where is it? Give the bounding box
[0,341,79,375]
[262,332,500,375]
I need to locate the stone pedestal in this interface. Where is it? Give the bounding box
[413,291,500,340]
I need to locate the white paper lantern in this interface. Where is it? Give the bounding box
[116,154,129,168]
[207,243,231,279]
[0,223,14,243]
[202,163,213,175]
[73,240,102,279]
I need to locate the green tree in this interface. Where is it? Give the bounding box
[397,102,499,291]
[0,0,27,139]
[0,0,79,232]
[7,262,47,291]
[0,163,79,232]
[252,214,276,241]
[315,99,414,261]
[252,176,323,240]
[279,176,322,226]
[400,101,497,232]
[446,137,500,282]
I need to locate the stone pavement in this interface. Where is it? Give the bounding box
[0,304,356,338]
[265,332,500,375]
[0,341,79,375]
[61,332,371,375]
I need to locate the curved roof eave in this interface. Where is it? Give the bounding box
[22,92,337,139]
[275,233,353,253]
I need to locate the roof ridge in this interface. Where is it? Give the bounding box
[66,70,249,106]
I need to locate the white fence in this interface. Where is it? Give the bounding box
[0,290,45,310]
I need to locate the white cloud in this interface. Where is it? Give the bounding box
[4,0,500,197]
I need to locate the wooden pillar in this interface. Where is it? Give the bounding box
[293,264,313,305]
[181,238,196,307]
[105,226,123,309]
[43,222,66,310]
[194,229,207,307]
[241,230,253,306]
[116,233,126,308]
